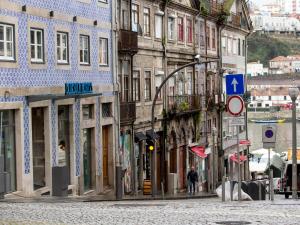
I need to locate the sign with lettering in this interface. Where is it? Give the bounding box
[65,82,93,95]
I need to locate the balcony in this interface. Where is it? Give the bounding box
[228,13,241,28]
[120,101,136,124]
[118,29,138,54]
[167,95,202,114]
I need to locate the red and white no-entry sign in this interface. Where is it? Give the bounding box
[227,96,244,116]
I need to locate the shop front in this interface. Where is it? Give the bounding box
[0,110,16,193]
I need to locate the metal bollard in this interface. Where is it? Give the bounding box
[222,176,226,202]
[230,180,233,201]
[270,170,274,201]
[161,182,165,200]
[258,181,262,200]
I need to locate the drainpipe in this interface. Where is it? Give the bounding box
[114,0,123,200]
[218,22,226,183]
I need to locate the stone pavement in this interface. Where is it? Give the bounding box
[1,195,300,225]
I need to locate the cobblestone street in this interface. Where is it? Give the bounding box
[1,196,300,225]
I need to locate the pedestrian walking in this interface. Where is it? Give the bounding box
[187,166,198,195]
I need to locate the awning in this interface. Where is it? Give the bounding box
[146,130,160,140]
[135,132,147,142]
[230,153,247,164]
[191,146,207,159]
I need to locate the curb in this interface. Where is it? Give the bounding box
[0,194,218,204]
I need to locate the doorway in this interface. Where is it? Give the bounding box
[83,128,93,191]
[0,110,16,193]
[32,107,46,190]
[179,146,187,190]
[58,105,71,184]
[102,126,109,187]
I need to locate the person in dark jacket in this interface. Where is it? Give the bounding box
[187,166,198,194]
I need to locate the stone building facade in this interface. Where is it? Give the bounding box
[0,0,116,197]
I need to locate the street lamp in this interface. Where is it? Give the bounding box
[288,87,299,200]
[150,58,220,196]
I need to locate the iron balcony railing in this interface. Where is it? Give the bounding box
[120,101,136,123]
[118,29,138,53]
[168,95,202,113]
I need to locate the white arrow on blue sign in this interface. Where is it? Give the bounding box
[225,74,245,95]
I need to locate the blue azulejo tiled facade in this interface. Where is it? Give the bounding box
[0,0,116,196]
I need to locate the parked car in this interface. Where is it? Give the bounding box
[279,160,300,198]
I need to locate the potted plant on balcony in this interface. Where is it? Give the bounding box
[179,101,189,112]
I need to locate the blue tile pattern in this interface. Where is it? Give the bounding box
[74,99,81,176]
[0,1,113,178]
[96,97,102,175]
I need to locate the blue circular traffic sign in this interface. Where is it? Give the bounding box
[265,130,274,138]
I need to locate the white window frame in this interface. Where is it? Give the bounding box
[132,4,139,32]
[30,28,44,63]
[99,37,108,66]
[155,15,163,39]
[168,17,175,40]
[56,31,68,64]
[79,34,90,65]
[98,0,108,3]
[0,23,15,61]
[143,7,150,37]
[144,71,151,101]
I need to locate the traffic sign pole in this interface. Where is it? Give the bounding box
[237,125,241,202]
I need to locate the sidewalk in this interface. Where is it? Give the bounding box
[0,191,217,203]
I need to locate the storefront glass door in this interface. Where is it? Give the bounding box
[32,107,46,190]
[0,110,16,192]
[58,106,70,184]
[83,128,92,191]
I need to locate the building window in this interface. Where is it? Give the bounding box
[0,23,15,61]
[186,72,192,95]
[144,71,151,101]
[30,28,44,63]
[102,103,112,117]
[269,96,272,100]
[200,21,205,49]
[143,8,150,37]
[133,71,140,101]
[222,36,226,55]
[206,25,210,49]
[212,28,216,49]
[233,39,237,55]
[82,104,94,120]
[122,8,129,30]
[207,119,212,133]
[155,74,162,100]
[99,38,108,66]
[155,15,163,39]
[238,38,241,55]
[227,37,232,55]
[56,32,68,64]
[187,19,192,43]
[123,61,130,102]
[242,40,245,56]
[98,0,107,2]
[79,35,90,65]
[168,17,175,40]
[132,4,139,32]
[177,17,184,42]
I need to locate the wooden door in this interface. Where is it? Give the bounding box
[102,126,109,186]
[179,146,186,190]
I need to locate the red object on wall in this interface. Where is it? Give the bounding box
[191,146,207,159]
